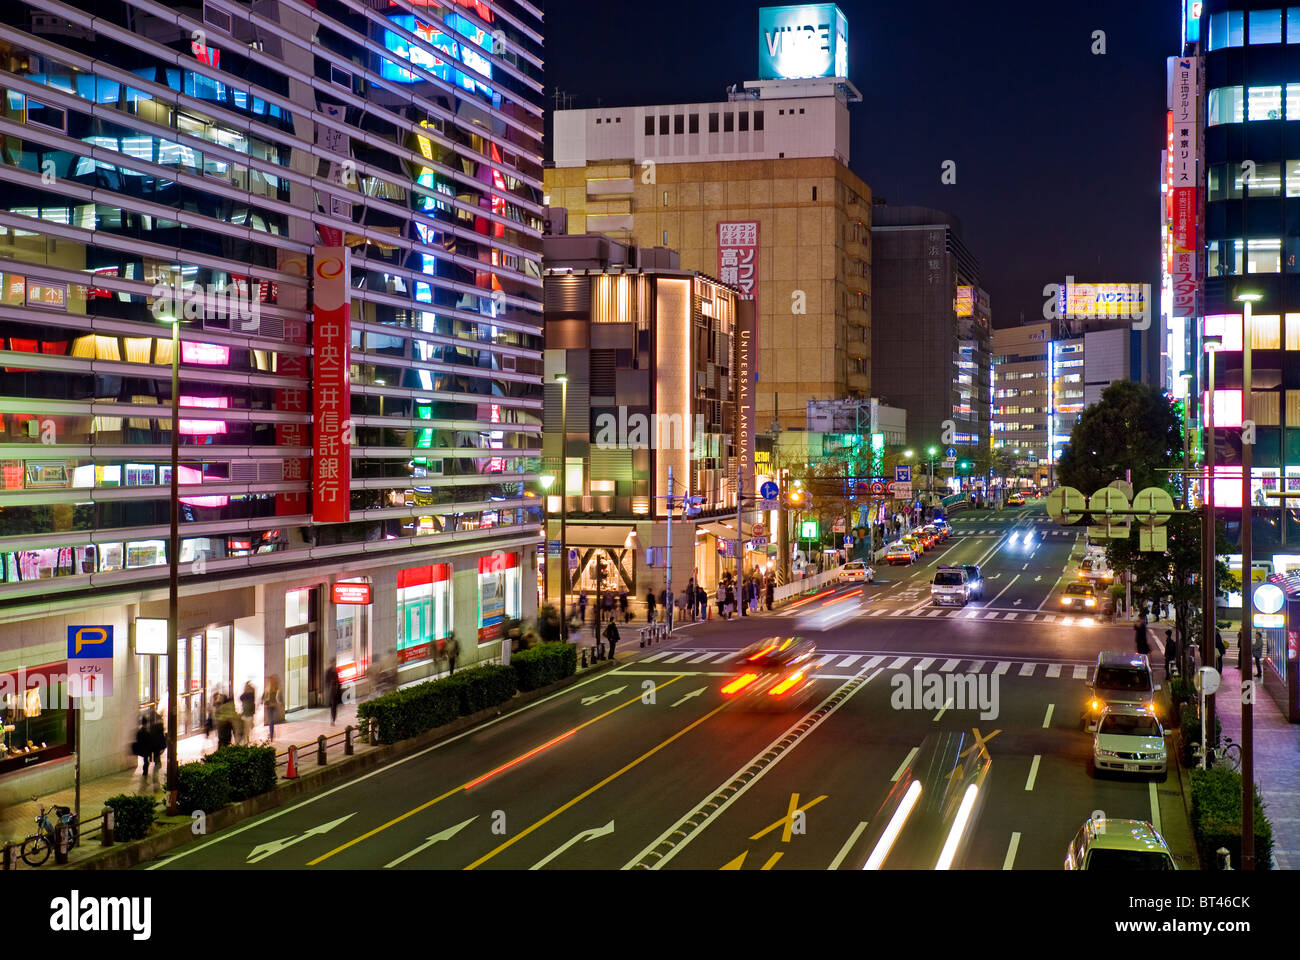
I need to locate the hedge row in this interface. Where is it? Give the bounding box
[512,643,578,691]
[102,794,158,842]
[1191,766,1274,869]
[358,644,578,743]
[1178,702,1222,767]
[179,744,277,815]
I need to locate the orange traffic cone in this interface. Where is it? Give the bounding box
[285,744,298,779]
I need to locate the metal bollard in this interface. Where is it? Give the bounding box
[101,809,114,847]
[1217,847,1233,870]
[317,734,327,766]
[368,717,379,745]
[581,647,588,668]
[54,822,69,865]
[344,725,354,756]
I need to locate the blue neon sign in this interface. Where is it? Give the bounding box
[758,4,849,81]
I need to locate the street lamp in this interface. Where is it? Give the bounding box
[537,474,555,602]
[157,308,183,816]
[1201,331,1223,776]
[555,374,570,641]
[1234,288,1263,870]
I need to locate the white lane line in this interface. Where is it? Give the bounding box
[828,821,871,871]
[1025,755,1041,791]
[888,656,910,669]
[688,651,721,664]
[914,657,936,672]
[641,651,671,662]
[987,574,1020,607]
[940,658,960,672]
[1042,703,1055,729]
[1019,662,1036,677]
[1149,781,1162,835]
[1003,832,1021,870]
[838,655,862,668]
[1022,563,1029,570]
[933,696,955,722]
[863,656,886,670]
[1073,664,1089,680]
[663,651,697,663]
[1046,663,1062,678]
[890,747,919,782]
[994,662,1011,675]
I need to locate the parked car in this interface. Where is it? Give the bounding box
[1091,705,1167,780]
[839,560,875,583]
[1065,818,1177,870]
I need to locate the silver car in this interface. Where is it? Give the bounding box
[1091,705,1167,780]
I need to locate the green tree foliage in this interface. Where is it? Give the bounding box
[1056,380,1183,495]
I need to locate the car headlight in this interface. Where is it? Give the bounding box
[1095,748,1118,758]
[1085,598,1096,606]
[1061,597,1069,605]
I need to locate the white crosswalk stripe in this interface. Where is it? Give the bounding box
[914,657,936,671]
[688,651,722,664]
[864,655,886,670]
[967,660,985,673]
[1046,663,1061,678]
[1019,662,1036,676]
[663,651,696,663]
[994,662,1011,675]
[1073,664,1089,680]
[813,654,837,668]
[983,612,1000,620]
[1004,613,1019,621]
[642,651,671,662]
[940,658,960,672]
[839,655,862,668]
[889,656,911,669]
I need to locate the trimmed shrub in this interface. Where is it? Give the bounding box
[177,760,231,814]
[1179,702,1222,766]
[1190,766,1273,869]
[439,665,518,716]
[1168,676,1196,711]
[512,643,578,691]
[203,744,277,802]
[102,794,158,842]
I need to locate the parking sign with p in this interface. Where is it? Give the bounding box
[69,625,113,659]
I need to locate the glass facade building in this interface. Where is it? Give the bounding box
[0,0,544,794]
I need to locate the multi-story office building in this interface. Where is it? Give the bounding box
[543,233,757,605]
[0,0,545,800]
[544,14,871,431]
[870,204,992,458]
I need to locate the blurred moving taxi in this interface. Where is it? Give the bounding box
[721,637,819,709]
[1007,492,1026,506]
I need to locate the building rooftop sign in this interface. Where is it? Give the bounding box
[758,4,848,81]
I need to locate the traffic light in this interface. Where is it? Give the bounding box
[958,460,972,472]
[684,495,704,518]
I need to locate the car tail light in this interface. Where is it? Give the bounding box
[746,642,778,662]
[768,670,805,697]
[722,673,759,695]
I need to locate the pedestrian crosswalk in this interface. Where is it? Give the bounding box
[948,527,1078,537]
[634,647,1094,680]
[771,602,1103,627]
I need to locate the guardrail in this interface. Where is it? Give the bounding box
[772,566,844,606]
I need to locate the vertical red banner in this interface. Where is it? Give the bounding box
[312,246,351,523]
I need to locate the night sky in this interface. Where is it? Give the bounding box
[543,0,1182,328]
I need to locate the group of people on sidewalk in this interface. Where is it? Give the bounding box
[1133,608,1266,680]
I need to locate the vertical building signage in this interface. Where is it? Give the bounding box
[1168,57,1200,318]
[720,222,759,476]
[312,247,351,523]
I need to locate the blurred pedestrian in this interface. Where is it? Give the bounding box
[239,681,256,743]
[324,659,342,724]
[765,576,774,611]
[685,578,696,621]
[1253,631,1264,679]
[1163,629,1177,678]
[1215,629,1227,673]
[604,618,620,661]
[1134,610,1150,656]
[445,634,459,675]
[578,590,589,626]
[216,694,236,749]
[716,581,726,619]
[132,716,152,778]
[262,675,284,741]
[619,589,630,623]
[646,589,656,623]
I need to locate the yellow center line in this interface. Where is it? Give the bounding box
[465,696,731,870]
[306,675,685,866]
[749,794,827,841]
[760,851,783,870]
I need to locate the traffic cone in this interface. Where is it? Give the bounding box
[285,744,298,779]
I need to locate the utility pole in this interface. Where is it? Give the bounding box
[1203,336,1221,753]
[665,464,674,634]
[736,462,746,616]
[1238,292,1260,870]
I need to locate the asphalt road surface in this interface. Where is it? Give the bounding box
[143,504,1190,871]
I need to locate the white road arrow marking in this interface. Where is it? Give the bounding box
[581,685,627,706]
[530,820,615,870]
[1034,576,1042,582]
[1013,598,1023,606]
[247,814,355,864]
[384,816,478,869]
[671,687,707,707]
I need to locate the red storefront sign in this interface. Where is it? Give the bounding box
[312,246,351,523]
[717,221,759,299]
[332,581,372,605]
[1172,252,1197,318]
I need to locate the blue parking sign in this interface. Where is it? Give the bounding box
[68,625,113,659]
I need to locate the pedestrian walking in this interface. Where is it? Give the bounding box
[1215,629,1227,673]
[215,693,236,749]
[262,675,284,741]
[604,618,620,661]
[132,716,152,778]
[619,589,630,623]
[239,681,256,743]
[578,590,589,626]
[324,659,342,724]
[148,710,165,776]
[685,578,696,621]
[695,584,706,620]
[1253,631,1265,679]
[765,576,774,611]
[1163,629,1177,678]
[646,589,656,623]
[445,634,459,675]
[1134,610,1150,656]
[716,582,726,620]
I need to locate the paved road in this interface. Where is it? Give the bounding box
[143,505,1189,871]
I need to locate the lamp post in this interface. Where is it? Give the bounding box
[1235,289,1262,870]
[556,374,569,642]
[537,475,554,603]
[1202,332,1222,765]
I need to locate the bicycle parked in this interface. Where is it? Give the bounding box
[19,796,79,867]
[1191,736,1242,772]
